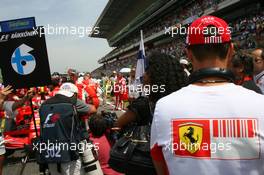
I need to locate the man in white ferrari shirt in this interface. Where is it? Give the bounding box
[150,16,264,175]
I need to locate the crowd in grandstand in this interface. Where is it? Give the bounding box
[112,0,228,51]
[231,12,264,34]
[94,1,263,77]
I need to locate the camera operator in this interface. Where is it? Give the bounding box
[39,83,96,175]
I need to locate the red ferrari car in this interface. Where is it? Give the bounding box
[2,106,40,154]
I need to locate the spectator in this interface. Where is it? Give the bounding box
[88,114,123,175]
[128,68,139,104]
[0,86,13,110]
[100,72,109,105]
[151,16,264,175]
[0,85,13,175]
[251,48,264,94]
[1,88,35,129]
[230,54,262,93]
[0,86,34,175]
[67,69,78,84]
[115,52,187,128]
[49,74,61,97]
[90,52,187,175]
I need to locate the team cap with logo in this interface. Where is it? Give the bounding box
[186,15,231,46]
[56,83,78,97]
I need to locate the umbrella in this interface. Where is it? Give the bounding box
[120,68,131,73]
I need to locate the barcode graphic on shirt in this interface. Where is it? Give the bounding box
[213,119,258,138]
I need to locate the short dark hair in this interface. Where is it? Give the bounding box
[51,78,60,87]
[85,72,91,76]
[188,42,231,61]
[88,114,107,138]
[231,54,253,75]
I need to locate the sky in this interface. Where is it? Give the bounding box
[0,0,112,73]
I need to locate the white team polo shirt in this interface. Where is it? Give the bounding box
[151,83,264,175]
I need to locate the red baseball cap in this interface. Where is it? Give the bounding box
[186,16,231,46]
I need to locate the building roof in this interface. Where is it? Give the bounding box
[90,0,136,39]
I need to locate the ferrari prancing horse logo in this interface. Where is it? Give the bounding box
[179,122,203,154]
[172,119,260,159]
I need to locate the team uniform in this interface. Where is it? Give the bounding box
[83,79,100,108]
[49,86,61,97]
[151,83,264,175]
[114,77,127,109]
